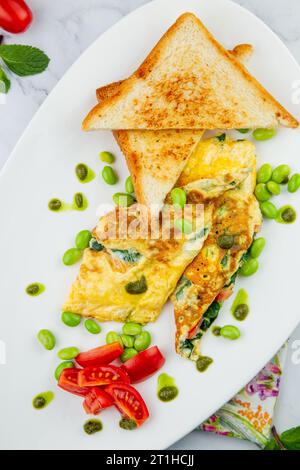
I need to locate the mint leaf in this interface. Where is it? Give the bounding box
[264,439,280,450]
[0,45,50,77]
[281,426,300,450]
[0,67,10,93]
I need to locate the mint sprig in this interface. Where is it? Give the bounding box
[0,67,10,93]
[265,426,300,450]
[0,45,50,77]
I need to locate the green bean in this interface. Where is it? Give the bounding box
[102,166,118,185]
[120,334,134,348]
[134,331,151,351]
[271,164,291,184]
[252,128,276,141]
[84,419,103,435]
[125,176,135,194]
[239,258,259,277]
[61,311,81,327]
[75,230,92,250]
[260,201,278,219]
[113,192,136,207]
[120,348,138,363]
[255,183,271,202]
[220,325,241,340]
[171,188,187,208]
[99,151,115,164]
[37,329,56,351]
[288,173,300,193]
[217,234,234,249]
[174,218,193,234]
[249,238,266,258]
[257,164,272,184]
[266,181,281,196]
[84,319,101,335]
[62,248,82,266]
[122,322,142,336]
[54,361,74,380]
[106,331,123,346]
[276,205,297,224]
[57,347,79,360]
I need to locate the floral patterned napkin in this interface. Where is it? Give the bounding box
[199,345,287,448]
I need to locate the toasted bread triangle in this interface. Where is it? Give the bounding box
[84,13,298,130]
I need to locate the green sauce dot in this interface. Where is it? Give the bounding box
[196,356,213,373]
[32,391,54,410]
[84,419,103,435]
[26,283,45,296]
[158,386,178,402]
[119,418,137,430]
[48,198,62,211]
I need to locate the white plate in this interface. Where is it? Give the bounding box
[1,0,300,450]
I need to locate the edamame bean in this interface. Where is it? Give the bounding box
[54,361,74,380]
[113,192,136,207]
[106,331,123,346]
[220,325,241,340]
[125,176,135,194]
[134,331,151,352]
[260,201,278,219]
[75,230,92,250]
[257,163,272,184]
[217,234,234,249]
[58,347,79,360]
[61,311,81,327]
[99,151,115,164]
[37,329,56,351]
[288,173,300,193]
[253,128,276,141]
[276,205,297,224]
[102,166,118,185]
[62,248,82,266]
[171,188,187,208]
[122,322,142,336]
[255,183,271,202]
[271,165,291,184]
[239,258,259,277]
[266,181,281,196]
[174,218,193,234]
[121,348,138,363]
[84,319,101,335]
[120,334,135,348]
[250,238,266,258]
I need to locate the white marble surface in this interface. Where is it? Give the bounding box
[1,0,300,450]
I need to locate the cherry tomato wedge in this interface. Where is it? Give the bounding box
[0,0,33,34]
[83,387,114,415]
[76,342,123,368]
[121,346,165,383]
[78,365,130,387]
[105,383,149,426]
[58,368,89,397]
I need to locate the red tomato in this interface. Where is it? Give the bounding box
[215,287,233,302]
[75,342,123,368]
[78,365,130,387]
[83,387,114,415]
[0,0,32,34]
[105,383,149,426]
[121,346,165,383]
[58,368,89,397]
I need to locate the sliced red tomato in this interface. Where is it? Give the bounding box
[121,346,165,383]
[105,383,149,426]
[215,286,233,302]
[75,342,123,368]
[78,365,130,387]
[58,368,89,397]
[83,387,114,415]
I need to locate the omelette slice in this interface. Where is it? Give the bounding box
[172,145,262,361]
[63,203,213,324]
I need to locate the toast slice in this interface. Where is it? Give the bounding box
[84,13,298,130]
[95,44,254,210]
